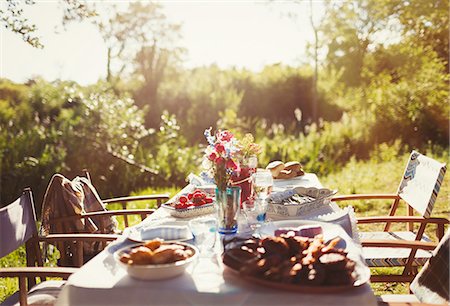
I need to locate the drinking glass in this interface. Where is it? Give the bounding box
[242,199,268,231]
[252,169,273,201]
[188,217,217,255]
[243,169,273,230]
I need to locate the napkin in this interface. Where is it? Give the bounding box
[133,225,194,241]
[312,206,360,244]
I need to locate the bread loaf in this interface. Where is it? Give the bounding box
[266,161,285,178]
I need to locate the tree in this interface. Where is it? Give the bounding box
[0,0,96,48]
[97,2,184,127]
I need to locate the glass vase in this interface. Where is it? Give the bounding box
[215,186,241,234]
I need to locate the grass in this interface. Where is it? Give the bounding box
[1,150,448,301]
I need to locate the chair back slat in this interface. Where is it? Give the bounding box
[397,150,446,218]
[0,189,37,258]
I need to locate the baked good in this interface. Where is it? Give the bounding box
[284,161,304,177]
[284,161,301,173]
[266,161,285,178]
[275,169,297,179]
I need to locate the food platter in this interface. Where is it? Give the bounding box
[223,263,369,293]
[222,220,370,293]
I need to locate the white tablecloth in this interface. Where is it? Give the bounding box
[56,174,377,306]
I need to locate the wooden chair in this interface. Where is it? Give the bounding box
[0,188,117,306]
[82,169,170,228]
[332,150,447,282]
[39,173,169,266]
[372,230,449,305]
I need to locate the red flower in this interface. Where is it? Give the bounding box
[208,152,218,161]
[226,159,240,172]
[215,143,225,153]
[215,157,224,164]
[218,130,233,142]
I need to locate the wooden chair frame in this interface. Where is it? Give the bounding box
[0,189,120,306]
[332,194,448,281]
[331,151,447,282]
[82,169,169,228]
[367,239,446,306]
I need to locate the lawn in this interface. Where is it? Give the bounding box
[1,151,448,301]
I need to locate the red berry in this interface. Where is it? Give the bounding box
[187,193,194,200]
[179,196,188,203]
[205,198,213,204]
[193,193,203,199]
[175,203,185,209]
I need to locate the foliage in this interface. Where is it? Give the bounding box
[0,0,96,48]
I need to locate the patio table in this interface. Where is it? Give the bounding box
[55,173,378,306]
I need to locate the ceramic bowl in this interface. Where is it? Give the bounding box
[114,242,199,280]
[161,203,215,218]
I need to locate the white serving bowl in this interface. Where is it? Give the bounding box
[114,242,199,280]
[161,203,215,218]
[267,187,338,219]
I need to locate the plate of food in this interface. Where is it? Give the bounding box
[161,189,215,218]
[222,221,369,293]
[115,239,199,280]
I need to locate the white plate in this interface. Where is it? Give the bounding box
[126,221,194,243]
[260,220,347,242]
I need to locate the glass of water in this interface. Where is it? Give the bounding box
[188,217,217,255]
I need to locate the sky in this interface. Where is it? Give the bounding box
[1,1,325,85]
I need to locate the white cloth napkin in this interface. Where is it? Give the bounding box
[125,224,194,242]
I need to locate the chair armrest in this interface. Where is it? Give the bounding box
[102,194,170,204]
[82,209,156,218]
[0,267,78,279]
[357,216,449,225]
[361,239,438,251]
[39,233,120,243]
[332,194,400,202]
[378,301,441,306]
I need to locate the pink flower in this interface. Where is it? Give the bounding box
[215,143,225,154]
[218,130,233,142]
[208,152,218,161]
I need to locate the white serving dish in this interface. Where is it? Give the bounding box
[267,187,338,219]
[161,203,215,218]
[114,242,199,280]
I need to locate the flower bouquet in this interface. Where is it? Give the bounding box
[202,128,261,234]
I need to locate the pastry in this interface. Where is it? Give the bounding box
[284,161,304,177]
[284,161,301,173]
[275,169,297,179]
[266,161,285,178]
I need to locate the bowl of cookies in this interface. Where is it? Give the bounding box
[115,239,199,280]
